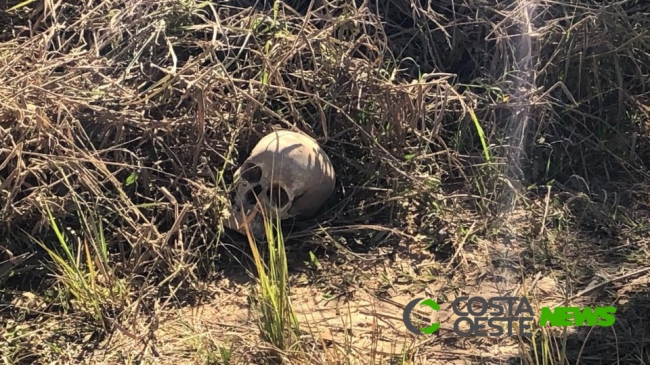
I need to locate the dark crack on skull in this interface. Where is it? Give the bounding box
[245,190,257,205]
[253,184,263,196]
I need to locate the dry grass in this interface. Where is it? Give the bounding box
[1,0,650,364]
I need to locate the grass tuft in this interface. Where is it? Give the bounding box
[29,200,127,325]
[245,206,301,356]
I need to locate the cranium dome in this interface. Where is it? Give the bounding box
[224,129,336,238]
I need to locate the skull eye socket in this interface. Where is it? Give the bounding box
[266,184,290,208]
[240,163,262,183]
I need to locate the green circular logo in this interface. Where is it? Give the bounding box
[403,298,440,335]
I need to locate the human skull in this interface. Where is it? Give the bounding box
[223,129,336,239]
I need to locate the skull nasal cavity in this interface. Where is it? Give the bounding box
[241,163,262,183]
[267,185,290,208]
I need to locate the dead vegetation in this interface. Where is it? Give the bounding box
[1,0,649,364]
